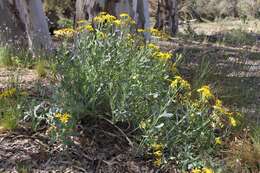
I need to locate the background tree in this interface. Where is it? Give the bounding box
[0,0,52,57]
[44,0,76,33]
[75,0,150,31]
[155,0,179,36]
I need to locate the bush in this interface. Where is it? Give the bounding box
[0,85,28,130]
[0,46,13,67]
[221,29,256,46]
[35,60,47,78]
[47,13,240,171]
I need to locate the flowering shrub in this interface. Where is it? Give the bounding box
[0,87,28,130]
[51,13,241,171]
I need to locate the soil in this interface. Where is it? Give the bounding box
[0,122,162,173]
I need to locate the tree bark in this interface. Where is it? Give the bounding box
[0,0,52,57]
[155,0,179,36]
[0,0,27,47]
[75,0,150,32]
[75,0,104,21]
[231,0,238,18]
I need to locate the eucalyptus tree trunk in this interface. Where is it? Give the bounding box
[231,0,238,18]
[75,0,103,21]
[0,0,52,57]
[0,0,27,47]
[75,0,150,32]
[155,0,179,36]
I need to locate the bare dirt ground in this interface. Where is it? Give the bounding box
[0,121,163,173]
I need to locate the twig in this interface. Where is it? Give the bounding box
[72,165,88,173]
[101,117,133,148]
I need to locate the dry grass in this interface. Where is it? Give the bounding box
[224,128,260,173]
[190,19,260,35]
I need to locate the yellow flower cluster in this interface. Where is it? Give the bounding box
[55,112,71,124]
[192,167,214,173]
[93,12,116,23]
[151,143,164,167]
[215,137,222,145]
[137,29,145,33]
[147,43,160,50]
[113,19,121,26]
[120,13,130,18]
[171,76,191,91]
[77,20,87,24]
[213,99,238,127]
[148,28,170,40]
[84,24,94,31]
[0,88,16,98]
[153,51,172,60]
[77,24,95,32]
[197,85,215,101]
[119,13,136,25]
[139,119,151,129]
[54,28,76,38]
[229,116,237,127]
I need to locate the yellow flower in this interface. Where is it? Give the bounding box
[93,16,103,23]
[213,99,227,114]
[54,28,76,38]
[202,167,214,173]
[192,168,202,173]
[94,13,116,23]
[148,28,169,39]
[151,143,163,151]
[153,150,163,157]
[153,51,172,60]
[77,20,87,24]
[229,117,237,127]
[139,121,147,129]
[147,43,159,50]
[120,13,130,18]
[137,29,145,33]
[59,113,71,124]
[153,158,162,167]
[84,24,94,31]
[170,76,191,91]
[130,20,136,25]
[215,99,222,107]
[113,19,121,26]
[0,88,16,98]
[197,85,215,101]
[55,112,71,124]
[149,28,160,35]
[215,137,222,145]
[99,12,107,15]
[104,14,116,22]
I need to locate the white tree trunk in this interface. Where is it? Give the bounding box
[75,0,106,21]
[15,0,52,56]
[0,0,51,57]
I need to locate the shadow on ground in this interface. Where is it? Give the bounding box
[160,37,260,123]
